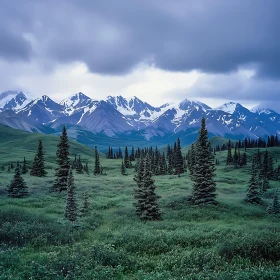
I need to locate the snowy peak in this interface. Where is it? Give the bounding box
[215,102,238,114]
[60,92,93,115]
[0,90,20,109]
[106,95,158,116]
[3,92,29,111]
[179,98,211,112]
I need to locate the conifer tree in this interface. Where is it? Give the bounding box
[53,126,70,191]
[245,157,262,204]
[65,168,77,222]
[187,143,196,178]
[124,146,130,168]
[191,117,217,205]
[175,138,184,175]
[30,139,46,177]
[80,191,90,217]
[134,155,161,221]
[94,146,101,175]
[8,164,28,198]
[76,156,83,174]
[84,161,89,175]
[267,191,280,214]
[131,147,135,161]
[121,160,126,175]
[22,157,28,174]
[226,140,233,165]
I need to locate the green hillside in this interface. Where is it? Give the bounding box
[1,125,280,279]
[0,124,95,166]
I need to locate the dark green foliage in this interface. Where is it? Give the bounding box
[75,155,84,174]
[134,155,161,221]
[219,233,280,262]
[0,207,80,247]
[191,117,217,205]
[124,146,130,168]
[84,161,89,174]
[94,146,101,175]
[8,164,28,198]
[226,140,233,165]
[30,139,46,177]
[187,143,196,178]
[80,191,90,217]
[175,138,184,175]
[65,168,77,222]
[21,157,28,174]
[53,126,70,191]
[267,191,280,214]
[245,157,262,204]
[121,160,126,175]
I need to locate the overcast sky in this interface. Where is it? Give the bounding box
[0,0,279,110]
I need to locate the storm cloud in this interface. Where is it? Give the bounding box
[0,0,279,109]
[0,0,278,76]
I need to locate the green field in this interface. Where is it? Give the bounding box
[1,125,280,279]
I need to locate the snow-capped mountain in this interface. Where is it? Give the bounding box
[17,95,65,123]
[3,92,29,111]
[0,91,22,110]
[60,92,95,116]
[0,90,280,146]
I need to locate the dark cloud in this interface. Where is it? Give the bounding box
[0,0,279,78]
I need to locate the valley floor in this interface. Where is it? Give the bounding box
[1,148,280,279]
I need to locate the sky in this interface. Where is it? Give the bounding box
[0,0,279,110]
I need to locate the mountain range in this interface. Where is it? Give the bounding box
[0,90,279,149]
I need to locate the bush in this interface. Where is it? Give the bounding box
[219,233,280,262]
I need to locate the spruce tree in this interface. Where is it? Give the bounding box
[8,164,28,198]
[30,139,46,177]
[175,138,184,175]
[191,117,217,205]
[22,157,28,174]
[267,191,280,214]
[121,160,126,175]
[226,140,233,165]
[94,146,101,175]
[245,157,262,204]
[53,126,70,191]
[187,143,196,178]
[80,191,90,217]
[76,156,83,174]
[124,146,130,168]
[65,168,77,222]
[134,155,161,221]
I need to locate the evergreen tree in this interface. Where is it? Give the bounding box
[94,146,101,175]
[267,191,280,214]
[75,156,83,174]
[84,161,89,175]
[226,140,233,165]
[30,139,46,177]
[175,138,184,175]
[121,160,126,175]
[124,146,130,168]
[8,164,28,198]
[245,157,262,204]
[53,126,70,191]
[131,147,135,161]
[134,155,161,221]
[22,157,28,174]
[65,168,77,222]
[80,191,90,217]
[191,117,217,205]
[187,144,196,178]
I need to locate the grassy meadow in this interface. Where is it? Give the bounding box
[1,125,280,279]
